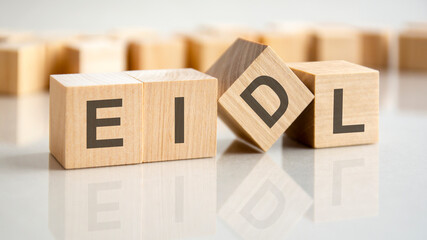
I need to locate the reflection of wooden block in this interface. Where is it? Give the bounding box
[399,30,427,71]
[260,29,313,62]
[313,145,378,222]
[65,39,126,73]
[0,42,47,95]
[142,158,216,239]
[218,140,312,239]
[49,72,142,169]
[128,37,186,70]
[286,60,379,148]
[313,27,361,64]
[186,34,235,72]
[207,39,313,151]
[360,29,389,69]
[48,156,142,239]
[127,69,217,162]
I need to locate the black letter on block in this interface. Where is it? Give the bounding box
[333,89,365,134]
[87,99,123,149]
[175,97,184,143]
[240,76,288,128]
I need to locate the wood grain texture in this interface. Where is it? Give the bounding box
[186,33,236,72]
[128,36,186,70]
[126,68,217,162]
[0,41,47,95]
[360,29,389,69]
[49,72,143,169]
[399,29,427,71]
[313,27,361,64]
[65,39,126,74]
[286,60,379,148]
[208,39,314,151]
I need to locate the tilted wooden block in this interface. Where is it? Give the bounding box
[126,69,217,162]
[186,33,235,72]
[260,28,313,62]
[313,27,361,64]
[65,39,126,73]
[0,41,47,95]
[360,29,389,69]
[399,29,427,71]
[286,60,379,148]
[50,72,143,169]
[128,36,186,70]
[207,39,314,151]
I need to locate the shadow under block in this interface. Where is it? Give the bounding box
[286,60,379,148]
[128,37,186,70]
[0,42,47,95]
[313,28,361,64]
[49,72,143,169]
[186,34,235,72]
[399,30,427,71]
[65,39,126,74]
[260,29,313,62]
[360,30,389,69]
[206,39,314,151]
[126,69,217,162]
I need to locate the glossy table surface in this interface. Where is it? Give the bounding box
[0,68,426,240]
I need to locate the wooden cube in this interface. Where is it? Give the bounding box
[0,42,47,95]
[360,29,389,69]
[218,140,312,239]
[65,39,126,73]
[126,68,217,162]
[49,72,143,169]
[128,37,186,70]
[197,24,260,42]
[313,27,361,64]
[260,28,313,62]
[399,29,427,71]
[186,33,235,71]
[0,30,34,43]
[286,60,379,148]
[207,39,314,151]
[108,27,157,41]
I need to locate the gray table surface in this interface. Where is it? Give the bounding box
[0,68,426,240]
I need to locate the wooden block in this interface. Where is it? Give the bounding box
[399,29,427,71]
[260,28,313,62]
[108,27,157,41]
[65,39,126,73]
[360,29,389,69]
[313,27,361,64]
[128,36,186,70]
[0,30,34,43]
[49,72,143,169]
[0,41,47,95]
[206,39,314,151]
[218,140,312,239]
[186,33,235,71]
[286,60,379,148]
[126,68,217,162]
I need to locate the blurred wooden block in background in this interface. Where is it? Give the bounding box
[260,28,313,62]
[186,33,235,72]
[207,39,313,151]
[128,36,186,70]
[399,29,427,71]
[0,30,34,43]
[65,39,126,73]
[286,60,379,148]
[0,42,47,95]
[50,72,143,169]
[126,69,217,162]
[108,27,157,41]
[197,24,260,42]
[313,27,361,64]
[360,29,389,69]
